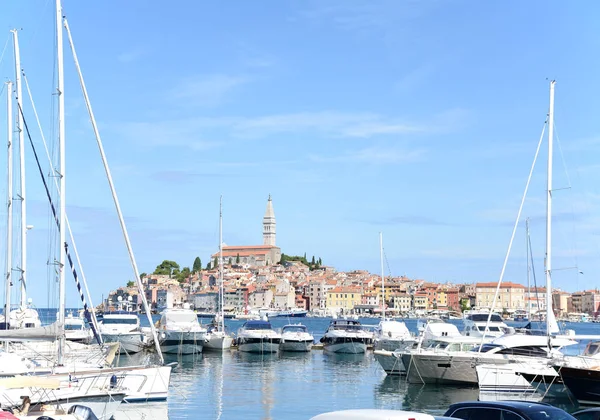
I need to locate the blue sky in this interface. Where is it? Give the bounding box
[1,0,600,307]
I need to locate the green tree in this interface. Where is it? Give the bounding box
[318,257,322,266]
[153,260,180,276]
[213,257,218,268]
[177,267,191,282]
[311,256,315,265]
[126,280,135,288]
[192,257,202,272]
[139,272,146,280]
[236,254,240,264]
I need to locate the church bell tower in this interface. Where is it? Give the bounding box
[263,195,276,246]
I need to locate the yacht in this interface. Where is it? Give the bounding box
[373,319,415,351]
[402,334,576,385]
[8,300,42,329]
[320,319,372,354]
[157,305,207,354]
[236,320,281,353]
[64,311,93,344]
[462,311,510,338]
[99,299,145,354]
[279,324,314,352]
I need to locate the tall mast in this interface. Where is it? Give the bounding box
[545,80,556,338]
[11,30,27,310]
[56,0,66,365]
[380,232,385,320]
[219,196,224,331]
[526,217,531,321]
[63,16,163,363]
[5,81,13,330]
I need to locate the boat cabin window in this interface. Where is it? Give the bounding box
[64,324,83,330]
[468,314,503,323]
[584,342,600,356]
[447,343,460,351]
[495,346,549,357]
[102,318,138,325]
[472,343,502,353]
[245,321,272,330]
[462,343,478,351]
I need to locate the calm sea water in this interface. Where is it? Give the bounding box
[37,311,600,419]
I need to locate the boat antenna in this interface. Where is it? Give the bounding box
[379,232,385,320]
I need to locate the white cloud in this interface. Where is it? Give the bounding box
[168,74,249,107]
[310,146,425,164]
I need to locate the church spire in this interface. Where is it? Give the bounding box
[263,195,276,246]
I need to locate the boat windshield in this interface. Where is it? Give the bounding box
[283,325,307,333]
[64,324,83,330]
[469,314,504,323]
[244,321,272,330]
[164,313,198,324]
[102,318,137,325]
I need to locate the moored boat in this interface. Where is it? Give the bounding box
[320,319,372,354]
[279,324,314,352]
[236,320,281,353]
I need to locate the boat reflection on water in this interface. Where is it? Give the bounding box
[113,402,168,420]
[236,350,279,364]
[323,352,367,365]
[375,375,479,414]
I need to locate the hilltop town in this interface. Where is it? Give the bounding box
[103,197,600,320]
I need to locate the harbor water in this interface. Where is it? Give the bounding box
[107,316,599,420]
[34,311,600,419]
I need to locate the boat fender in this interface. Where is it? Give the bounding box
[110,374,118,389]
[68,404,99,420]
[320,337,324,343]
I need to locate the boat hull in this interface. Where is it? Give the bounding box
[159,331,204,354]
[374,338,415,352]
[555,365,600,405]
[374,350,406,375]
[101,332,145,354]
[204,334,234,351]
[238,340,280,353]
[403,353,492,385]
[280,340,313,352]
[323,341,366,354]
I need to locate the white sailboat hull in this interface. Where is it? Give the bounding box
[204,333,233,351]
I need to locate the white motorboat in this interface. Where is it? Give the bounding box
[279,324,314,352]
[236,320,281,353]
[64,312,93,344]
[320,319,372,354]
[99,301,146,354]
[373,319,415,351]
[462,311,510,338]
[157,305,207,354]
[403,334,576,385]
[8,304,42,330]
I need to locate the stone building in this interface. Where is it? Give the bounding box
[212,196,281,267]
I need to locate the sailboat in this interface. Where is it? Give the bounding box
[204,196,234,351]
[0,1,172,412]
[372,233,414,351]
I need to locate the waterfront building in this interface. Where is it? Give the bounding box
[248,288,274,309]
[446,287,460,311]
[326,287,362,312]
[211,196,281,266]
[413,293,427,310]
[475,282,525,310]
[582,290,600,316]
[192,291,219,312]
[552,291,571,317]
[391,293,411,313]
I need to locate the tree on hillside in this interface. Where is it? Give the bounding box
[318,257,322,266]
[213,257,218,268]
[236,254,240,264]
[139,272,147,280]
[192,257,202,272]
[127,280,135,288]
[153,260,180,277]
[311,256,315,265]
[177,267,191,283]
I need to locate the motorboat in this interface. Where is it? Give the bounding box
[236,320,281,353]
[279,324,314,352]
[64,311,93,344]
[462,311,510,338]
[320,319,372,354]
[204,317,234,351]
[373,319,415,351]
[403,334,576,385]
[156,305,207,354]
[99,304,145,354]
